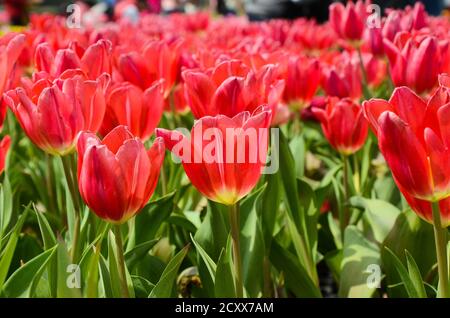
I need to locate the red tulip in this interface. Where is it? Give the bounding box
[4,73,109,155]
[77,125,165,223]
[156,108,271,205]
[283,55,321,108]
[312,97,368,155]
[183,63,284,121]
[384,35,444,94]
[363,77,450,202]
[35,39,112,80]
[100,80,164,141]
[0,135,11,175]
[329,0,368,41]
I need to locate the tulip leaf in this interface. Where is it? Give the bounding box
[261,172,281,249]
[190,233,216,283]
[0,206,29,290]
[2,246,57,298]
[0,175,13,237]
[125,239,159,271]
[134,191,176,245]
[269,240,321,298]
[350,196,401,243]
[384,247,426,298]
[149,245,189,298]
[56,239,81,298]
[214,236,235,298]
[132,275,154,298]
[338,226,381,298]
[289,133,305,178]
[34,205,57,250]
[107,230,134,298]
[405,250,427,298]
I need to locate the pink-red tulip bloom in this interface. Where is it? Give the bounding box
[0,135,11,175]
[363,75,450,226]
[77,125,165,223]
[156,108,271,205]
[329,0,369,41]
[4,72,109,155]
[100,80,165,141]
[313,97,368,155]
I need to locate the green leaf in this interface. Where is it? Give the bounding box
[350,196,400,243]
[338,226,381,298]
[270,240,321,298]
[0,207,29,290]
[190,233,216,283]
[34,205,57,250]
[0,175,13,236]
[149,245,189,298]
[56,239,81,298]
[261,172,280,248]
[384,247,424,298]
[405,250,427,298]
[134,192,176,245]
[132,275,155,298]
[289,134,305,178]
[2,246,57,297]
[107,230,134,298]
[124,239,159,270]
[214,236,235,298]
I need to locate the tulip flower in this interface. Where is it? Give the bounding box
[100,80,164,141]
[0,135,11,175]
[77,125,165,224]
[363,76,450,297]
[4,73,109,155]
[34,40,112,80]
[183,64,284,121]
[156,108,271,206]
[329,0,368,41]
[312,97,368,155]
[383,35,445,94]
[282,55,321,109]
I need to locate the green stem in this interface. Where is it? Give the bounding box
[356,47,372,100]
[431,201,449,298]
[229,203,244,298]
[61,155,81,263]
[160,166,167,196]
[113,224,130,298]
[340,155,350,242]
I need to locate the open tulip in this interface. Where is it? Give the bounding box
[156,108,271,206]
[77,125,165,224]
[312,97,368,155]
[100,80,164,141]
[4,73,109,155]
[363,77,450,203]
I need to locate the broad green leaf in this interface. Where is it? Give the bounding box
[0,207,29,290]
[338,226,381,298]
[405,250,427,298]
[125,239,159,270]
[56,239,81,298]
[270,240,321,298]
[149,245,189,298]
[107,230,134,298]
[0,175,13,236]
[289,133,305,178]
[190,233,216,283]
[2,246,56,297]
[384,247,424,298]
[214,236,235,298]
[261,172,281,248]
[134,192,176,245]
[132,275,154,298]
[350,196,401,243]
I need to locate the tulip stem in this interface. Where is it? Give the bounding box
[61,155,81,263]
[431,201,449,298]
[356,47,372,100]
[229,203,244,298]
[340,155,350,242]
[113,224,130,298]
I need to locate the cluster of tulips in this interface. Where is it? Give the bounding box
[0,0,449,299]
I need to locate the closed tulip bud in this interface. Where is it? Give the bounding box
[363,78,450,203]
[0,135,11,175]
[156,108,271,205]
[312,97,368,155]
[329,0,368,41]
[77,125,165,224]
